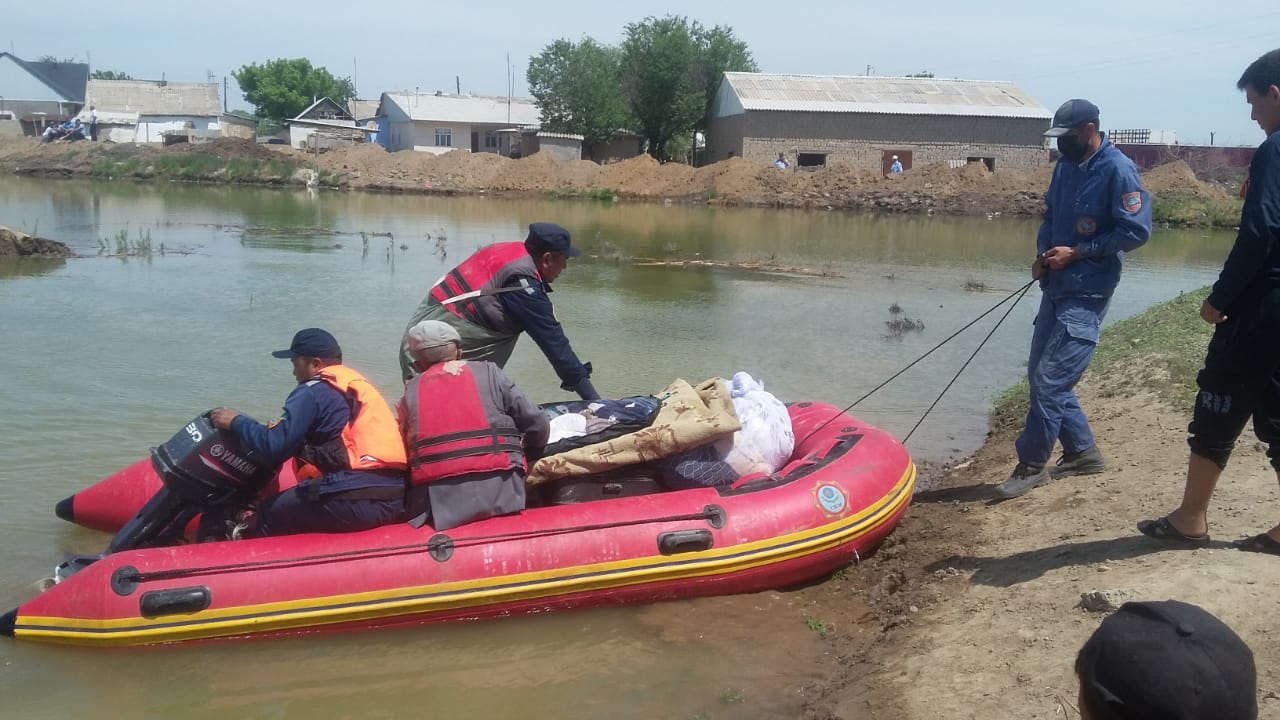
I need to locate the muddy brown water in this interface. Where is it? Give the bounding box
[0,176,1234,717]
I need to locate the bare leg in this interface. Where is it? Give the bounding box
[1164,453,1222,537]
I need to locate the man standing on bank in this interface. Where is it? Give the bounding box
[994,99,1152,499]
[1138,48,1280,549]
[398,222,600,401]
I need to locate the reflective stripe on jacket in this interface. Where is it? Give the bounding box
[293,364,408,478]
[403,361,526,487]
[429,242,541,335]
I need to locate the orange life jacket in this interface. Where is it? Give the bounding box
[293,364,408,480]
[405,362,525,487]
[428,242,541,334]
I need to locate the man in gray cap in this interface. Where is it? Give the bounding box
[397,319,549,531]
[993,99,1152,499]
[398,222,600,401]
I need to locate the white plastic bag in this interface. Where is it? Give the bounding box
[721,371,794,476]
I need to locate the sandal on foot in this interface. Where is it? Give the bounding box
[1136,516,1210,544]
[1232,533,1280,555]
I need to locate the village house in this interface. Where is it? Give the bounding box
[377,91,539,155]
[706,72,1052,171]
[287,97,373,150]
[0,52,88,135]
[84,78,255,143]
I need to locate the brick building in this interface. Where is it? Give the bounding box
[706,73,1052,171]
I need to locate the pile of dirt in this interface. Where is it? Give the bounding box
[0,226,73,257]
[1140,159,1231,200]
[174,137,280,161]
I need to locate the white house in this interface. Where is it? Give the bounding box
[287,97,373,150]
[85,79,232,143]
[377,91,540,154]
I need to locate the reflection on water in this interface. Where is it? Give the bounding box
[0,176,1238,717]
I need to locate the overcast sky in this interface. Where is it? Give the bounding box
[8,1,1279,146]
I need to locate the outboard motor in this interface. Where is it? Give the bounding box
[106,413,278,553]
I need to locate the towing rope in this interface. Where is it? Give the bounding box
[797,279,1037,448]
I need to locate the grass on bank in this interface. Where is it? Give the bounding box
[991,287,1215,433]
[1151,192,1243,228]
[89,154,302,184]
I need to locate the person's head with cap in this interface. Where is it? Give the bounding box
[524,222,579,283]
[1075,600,1257,720]
[405,320,462,370]
[272,328,343,383]
[1046,98,1102,163]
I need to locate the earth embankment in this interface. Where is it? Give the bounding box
[0,136,1243,225]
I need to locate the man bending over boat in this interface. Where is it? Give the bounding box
[397,222,601,401]
[398,320,550,531]
[209,328,408,535]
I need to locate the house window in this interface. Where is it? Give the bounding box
[797,152,827,168]
[484,130,499,149]
[434,128,452,147]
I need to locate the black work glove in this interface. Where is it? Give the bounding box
[573,377,601,402]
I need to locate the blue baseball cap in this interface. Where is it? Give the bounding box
[525,222,580,257]
[271,328,342,359]
[1044,99,1100,137]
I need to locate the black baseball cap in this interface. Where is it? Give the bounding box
[1044,98,1100,137]
[525,222,580,257]
[1077,600,1257,720]
[271,328,342,359]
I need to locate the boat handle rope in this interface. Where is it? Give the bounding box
[115,507,726,585]
[796,278,1037,449]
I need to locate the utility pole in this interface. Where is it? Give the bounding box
[353,57,358,98]
[223,76,228,113]
[456,75,461,94]
[1210,131,1215,146]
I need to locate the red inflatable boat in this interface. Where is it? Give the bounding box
[2,401,914,647]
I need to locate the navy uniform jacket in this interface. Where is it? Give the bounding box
[498,274,592,392]
[1208,129,1280,313]
[229,378,403,495]
[1038,137,1152,300]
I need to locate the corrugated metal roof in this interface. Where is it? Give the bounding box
[381,92,540,125]
[86,79,221,117]
[347,99,380,120]
[721,73,1051,119]
[537,131,584,141]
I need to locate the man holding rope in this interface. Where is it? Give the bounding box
[994,99,1152,499]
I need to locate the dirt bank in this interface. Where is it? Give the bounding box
[783,291,1280,720]
[0,226,73,257]
[0,136,1241,224]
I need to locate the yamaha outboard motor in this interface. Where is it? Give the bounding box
[106,413,278,554]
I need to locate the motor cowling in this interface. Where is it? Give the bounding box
[150,413,277,508]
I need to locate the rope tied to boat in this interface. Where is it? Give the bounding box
[114,507,726,585]
[797,278,1037,448]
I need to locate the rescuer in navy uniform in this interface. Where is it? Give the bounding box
[994,99,1152,499]
[210,328,408,535]
[398,222,600,401]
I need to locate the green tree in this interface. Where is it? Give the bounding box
[620,16,756,159]
[907,71,935,78]
[527,38,632,148]
[620,16,705,160]
[91,70,134,80]
[692,24,758,129]
[232,58,355,122]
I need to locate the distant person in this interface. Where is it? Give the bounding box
[210,328,408,536]
[398,222,600,401]
[774,152,789,169]
[993,98,1152,499]
[1075,600,1257,720]
[1137,48,1280,548]
[889,155,903,173]
[87,106,98,142]
[398,320,549,530]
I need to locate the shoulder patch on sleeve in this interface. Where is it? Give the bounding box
[1122,191,1143,213]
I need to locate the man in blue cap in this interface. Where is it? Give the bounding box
[399,222,600,401]
[210,328,408,535]
[994,99,1152,499]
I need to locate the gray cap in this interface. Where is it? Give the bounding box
[405,320,461,353]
